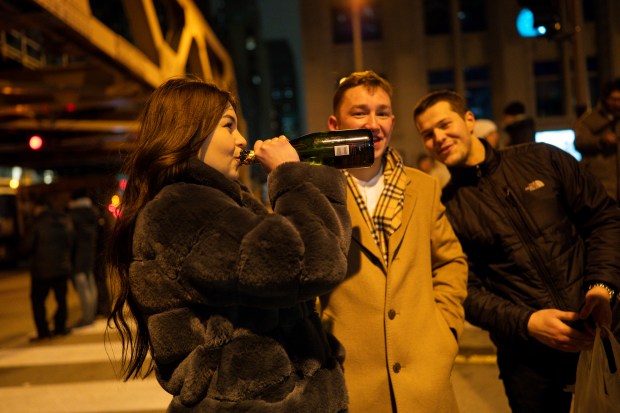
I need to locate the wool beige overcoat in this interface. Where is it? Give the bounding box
[320,166,468,413]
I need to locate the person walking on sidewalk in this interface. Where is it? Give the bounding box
[573,78,620,200]
[68,189,99,327]
[24,193,75,341]
[413,90,620,413]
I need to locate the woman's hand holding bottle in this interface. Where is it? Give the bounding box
[252,135,300,174]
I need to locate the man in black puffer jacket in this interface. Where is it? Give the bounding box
[413,90,620,413]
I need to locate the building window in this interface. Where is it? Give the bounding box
[465,66,491,118]
[460,0,487,33]
[424,0,451,35]
[428,66,491,118]
[582,1,596,22]
[332,4,382,44]
[534,60,564,117]
[428,69,454,90]
[424,0,487,35]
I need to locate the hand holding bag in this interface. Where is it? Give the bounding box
[573,326,620,413]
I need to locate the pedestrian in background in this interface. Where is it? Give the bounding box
[106,77,351,412]
[502,101,536,146]
[320,71,468,413]
[24,193,74,341]
[413,90,620,413]
[68,189,99,327]
[473,118,500,149]
[417,153,451,188]
[574,78,620,200]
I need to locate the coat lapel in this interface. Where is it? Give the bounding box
[388,173,416,265]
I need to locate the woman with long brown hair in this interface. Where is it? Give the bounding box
[106,77,351,412]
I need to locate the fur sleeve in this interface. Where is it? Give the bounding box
[130,164,351,312]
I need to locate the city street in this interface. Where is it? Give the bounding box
[0,266,510,413]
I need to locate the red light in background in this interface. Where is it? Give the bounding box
[65,102,76,112]
[108,203,122,218]
[29,135,43,150]
[119,178,127,191]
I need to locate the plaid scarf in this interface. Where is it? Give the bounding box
[344,147,406,264]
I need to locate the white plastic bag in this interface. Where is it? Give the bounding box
[573,326,620,413]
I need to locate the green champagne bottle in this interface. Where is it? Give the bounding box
[239,128,374,169]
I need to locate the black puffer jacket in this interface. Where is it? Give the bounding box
[442,141,620,352]
[130,159,351,412]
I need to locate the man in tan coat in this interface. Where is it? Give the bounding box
[320,71,468,412]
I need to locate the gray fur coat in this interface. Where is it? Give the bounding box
[129,159,351,412]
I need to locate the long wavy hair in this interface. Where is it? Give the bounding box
[106,77,236,380]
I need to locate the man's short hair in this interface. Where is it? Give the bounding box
[332,70,392,114]
[503,101,526,116]
[413,90,469,120]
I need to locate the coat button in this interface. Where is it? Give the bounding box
[388,309,396,319]
[393,362,401,373]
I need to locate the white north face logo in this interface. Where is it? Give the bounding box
[525,180,545,191]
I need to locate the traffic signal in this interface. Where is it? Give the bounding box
[516,0,562,39]
[28,135,43,150]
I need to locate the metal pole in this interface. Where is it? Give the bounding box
[571,0,590,116]
[352,0,363,71]
[450,0,465,95]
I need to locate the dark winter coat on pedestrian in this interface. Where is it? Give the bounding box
[574,101,619,199]
[129,159,351,412]
[27,208,74,280]
[67,197,99,273]
[441,141,620,353]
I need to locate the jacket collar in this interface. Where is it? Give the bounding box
[447,138,500,185]
[177,158,245,204]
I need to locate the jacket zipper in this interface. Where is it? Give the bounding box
[486,178,566,309]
